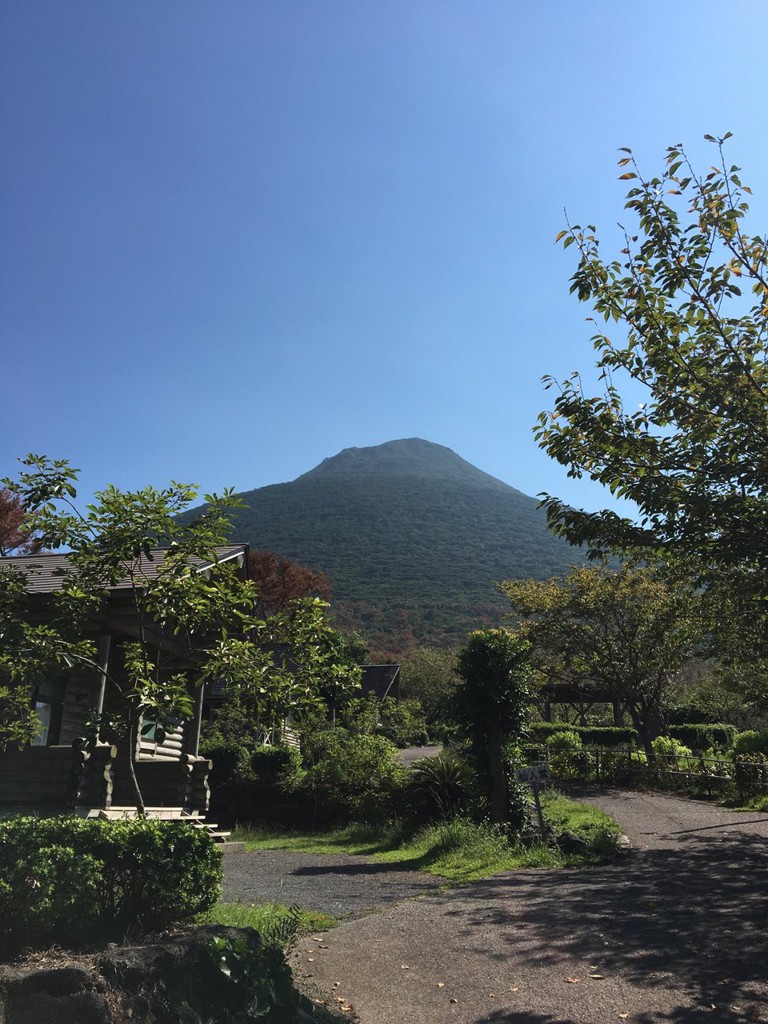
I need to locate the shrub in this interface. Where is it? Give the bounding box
[733,753,768,799]
[0,817,222,956]
[733,729,768,756]
[200,737,254,785]
[250,743,302,782]
[545,729,586,780]
[545,729,583,753]
[529,722,638,748]
[668,723,737,752]
[300,729,407,825]
[407,754,475,821]
[651,735,693,767]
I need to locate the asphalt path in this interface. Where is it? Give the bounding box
[222,848,445,918]
[282,789,768,1024]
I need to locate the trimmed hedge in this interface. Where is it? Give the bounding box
[0,816,222,957]
[529,723,638,748]
[668,723,737,752]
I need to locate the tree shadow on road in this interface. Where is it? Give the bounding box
[441,832,768,1021]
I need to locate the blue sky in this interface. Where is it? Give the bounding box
[2,2,767,513]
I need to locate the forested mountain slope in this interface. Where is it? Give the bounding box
[189,439,585,653]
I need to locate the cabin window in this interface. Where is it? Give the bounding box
[30,685,64,746]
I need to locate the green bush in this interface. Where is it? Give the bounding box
[200,737,254,785]
[208,930,300,1023]
[545,729,583,753]
[300,729,406,825]
[733,729,768,756]
[407,754,475,821]
[529,722,637,748]
[733,752,768,799]
[250,743,302,782]
[545,729,587,780]
[0,817,222,956]
[668,723,737,752]
[651,735,693,767]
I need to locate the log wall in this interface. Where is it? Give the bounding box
[0,745,75,811]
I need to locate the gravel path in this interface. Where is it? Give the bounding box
[281,789,768,1024]
[222,849,446,918]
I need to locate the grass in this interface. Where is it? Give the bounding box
[232,789,622,884]
[198,901,337,939]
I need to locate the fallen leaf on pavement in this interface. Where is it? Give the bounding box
[589,973,605,979]
[401,964,410,970]
[565,977,581,984]
[449,997,458,1003]
[618,1015,629,1020]
[510,987,519,993]
[437,983,445,988]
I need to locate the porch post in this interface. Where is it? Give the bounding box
[187,681,206,757]
[94,635,111,716]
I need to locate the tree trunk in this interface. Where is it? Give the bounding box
[487,721,508,825]
[630,702,664,764]
[126,716,146,817]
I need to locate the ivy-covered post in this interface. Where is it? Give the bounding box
[455,629,533,831]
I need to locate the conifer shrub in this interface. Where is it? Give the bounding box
[0,817,222,957]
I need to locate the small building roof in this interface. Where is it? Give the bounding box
[0,545,249,594]
[360,664,401,701]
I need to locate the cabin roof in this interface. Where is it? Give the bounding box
[0,545,249,594]
[360,664,400,701]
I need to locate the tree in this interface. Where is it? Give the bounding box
[399,647,460,739]
[248,550,330,617]
[0,488,37,555]
[536,135,768,581]
[500,565,701,759]
[454,629,533,828]
[0,455,353,813]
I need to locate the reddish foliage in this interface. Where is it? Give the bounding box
[248,550,331,616]
[0,489,37,555]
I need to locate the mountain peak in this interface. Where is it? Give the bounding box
[297,438,518,493]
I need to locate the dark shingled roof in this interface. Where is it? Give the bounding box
[0,545,249,594]
[359,664,400,701]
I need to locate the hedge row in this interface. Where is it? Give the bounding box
[0,817,222,957]
[668,723,737,752]
[528,723,638,747]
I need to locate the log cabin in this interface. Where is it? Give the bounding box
[0,545,249,818]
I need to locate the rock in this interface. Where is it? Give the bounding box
[556,829,590,855]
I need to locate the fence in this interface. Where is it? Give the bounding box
[522,745,768,802]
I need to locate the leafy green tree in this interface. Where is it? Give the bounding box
[399,647,460,739]
[0,455,354,813]
[454,629,533,829]
[537,135,768,581]
[501,565,701,759]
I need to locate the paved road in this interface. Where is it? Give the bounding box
[222,848,445,918]
[397,745,442,766]
[286,790,768,1024]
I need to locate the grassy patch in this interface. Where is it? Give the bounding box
[724,793,768,812]
[540,786,626,860]
[233,791,621,883]
[198,901,337,941]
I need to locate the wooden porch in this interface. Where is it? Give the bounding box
[0,742,212,817]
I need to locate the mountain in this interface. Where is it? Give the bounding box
[199,439,585,654]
